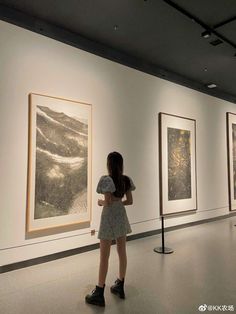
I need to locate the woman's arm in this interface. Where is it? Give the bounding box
[122,190,133,206]
[98,192,112,206]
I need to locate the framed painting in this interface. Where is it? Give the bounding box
[159,113,197,216]
[226,112,236,211]
[26,93,92,233]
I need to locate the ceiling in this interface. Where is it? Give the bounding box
[0,0,236,103]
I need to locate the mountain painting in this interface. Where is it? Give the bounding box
[27,94,91,233]
[35,105,88,218]
[168,127,191,201]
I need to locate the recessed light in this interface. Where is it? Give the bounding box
[201,30,211,38]
[210,39,223,46]
[207,83,217,89]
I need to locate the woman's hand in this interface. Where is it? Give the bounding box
[98,199,104,206]
[98,193,112,206]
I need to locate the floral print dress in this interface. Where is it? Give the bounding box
[97,175,135,240]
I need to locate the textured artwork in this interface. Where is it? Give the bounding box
[27,94,92,233]
[227,113,236,211]
[159,113,197,216]
[35,105,88,218]
[232,124,236,200]
[168,127,191,200]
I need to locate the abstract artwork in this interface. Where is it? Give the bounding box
[233,124,236,200]
[159,113,197,216]
[168,127,191,201]
[26,94,92,233]
[226,112,236,211]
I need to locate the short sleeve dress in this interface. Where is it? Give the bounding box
[97,175,135,240]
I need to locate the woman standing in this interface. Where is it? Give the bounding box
[85,152,135,307]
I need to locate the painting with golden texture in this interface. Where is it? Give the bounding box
[232,124,236,200]
[159,112,197,216]
[168,127,191,201]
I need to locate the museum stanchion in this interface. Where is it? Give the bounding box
[153,216,174,254]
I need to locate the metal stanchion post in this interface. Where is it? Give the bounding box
[154,216,174,254]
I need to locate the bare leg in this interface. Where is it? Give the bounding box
[98,239,112,287]
[116,236,127,280]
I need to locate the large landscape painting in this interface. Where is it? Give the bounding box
[27,94,91,233]
[159,113,197,216]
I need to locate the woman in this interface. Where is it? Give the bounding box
[85,152,135,307]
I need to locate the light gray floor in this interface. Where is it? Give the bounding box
[1,217,236,314]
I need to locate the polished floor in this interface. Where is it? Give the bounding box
[0,217,236,314]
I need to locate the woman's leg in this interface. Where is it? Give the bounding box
[116,236,127,280]
[98,239,112,287]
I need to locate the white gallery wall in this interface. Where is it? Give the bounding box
[0,20,235,266]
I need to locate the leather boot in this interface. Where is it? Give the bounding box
[85,285,105,307]
[110,278,125,299]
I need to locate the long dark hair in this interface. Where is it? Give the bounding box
[107,152,131,198]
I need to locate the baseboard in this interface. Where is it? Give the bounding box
[1,212,236,274]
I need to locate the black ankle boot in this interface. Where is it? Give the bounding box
[85,285,105,307]
[110,279,125,299]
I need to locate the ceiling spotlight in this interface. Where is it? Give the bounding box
[210,39,223,46]
[207,83,217,89]
[201,30,211,38]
